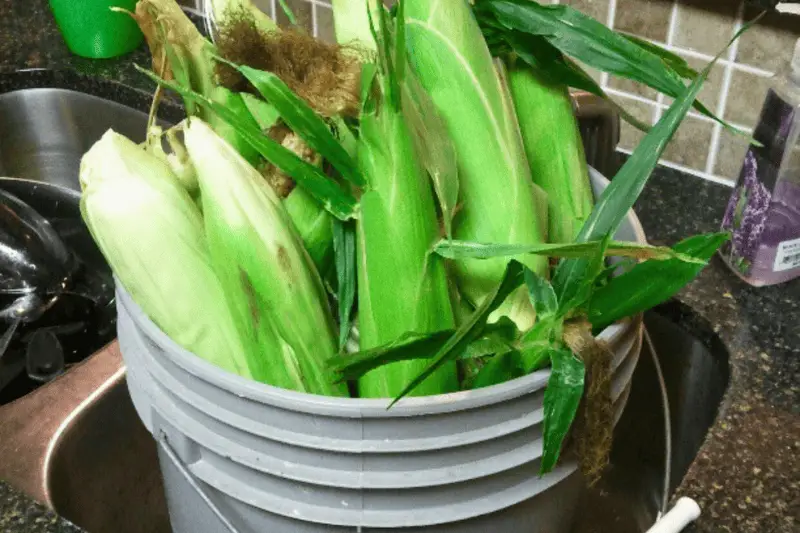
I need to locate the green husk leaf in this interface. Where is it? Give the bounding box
[518,320,561,373]
[525,268,558,319]
[588,232,728,330]
[394,0,407,84]
[360,62,379,108]
[551,24,748,309]
[433,239,705,263]
[217,58,364,187]
[331,116,358,157]
[207,87,263,165]
[405,0,547,331]
[277,0,297,25]
[403,72,459,238]
[240,92,281,130]
[470,350,526,389]
[622,34,700,80]
[333,220,357,351]
[461,335,516,361]
[332,0,383,51]
[541,347,585,475]
[389,260,525,407]
[328,320,516,382]
[284,187,335,275]
[329,330,453,382]
[475,0,747,135]
[137,66,358,221]
[461,316,519,360]
[557,233,612,314]
[369,0,398,110]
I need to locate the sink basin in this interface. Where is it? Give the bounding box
[572,301,730,532]
[0,87,165,518]
[0,86,729,533]
[0,87,151,190]
[11,303,727,533]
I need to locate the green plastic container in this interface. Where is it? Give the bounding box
[49,0,144,59]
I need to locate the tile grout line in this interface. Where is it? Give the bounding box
[654,0,681,124]
[601,0,618,91]
[604,88,753,133]
[704,1,747,176]
[312,0,319,38]
[308,0,333,8]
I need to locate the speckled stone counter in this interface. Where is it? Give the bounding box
[0,1,797,533]
[633,166,799,533]
[0,482,80,533]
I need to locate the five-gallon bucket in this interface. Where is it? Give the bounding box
[116,170,645,532]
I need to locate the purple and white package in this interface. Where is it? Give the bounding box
[721,87,800,286]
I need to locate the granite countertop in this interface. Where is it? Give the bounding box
[0,1,797,533]
[633,168,799,533]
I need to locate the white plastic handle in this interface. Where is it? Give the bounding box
[776,3,800,15]
[645,498,701,533]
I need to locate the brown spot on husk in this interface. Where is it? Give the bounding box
[239,268,261,327]
[277,245,293,277]
[215,9,363,118]
[262,163,296,198]
[563,319,614,486]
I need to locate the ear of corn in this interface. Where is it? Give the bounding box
[403,0,547,331]
[354,1,458,398]
[183,118,347,396]
[79,130,254,378]
[507,62,594,244]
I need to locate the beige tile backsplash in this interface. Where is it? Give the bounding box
[673,1,739,56]
[551,0,799,184]
[184,0,798,185]
[615,0,673,42]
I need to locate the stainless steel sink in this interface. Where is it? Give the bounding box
[571,302,730,532]
[0,88,152,190]
[0,87,171,530]
[0,87,729,533]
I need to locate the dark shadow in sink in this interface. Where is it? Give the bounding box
[573,300,730,532]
